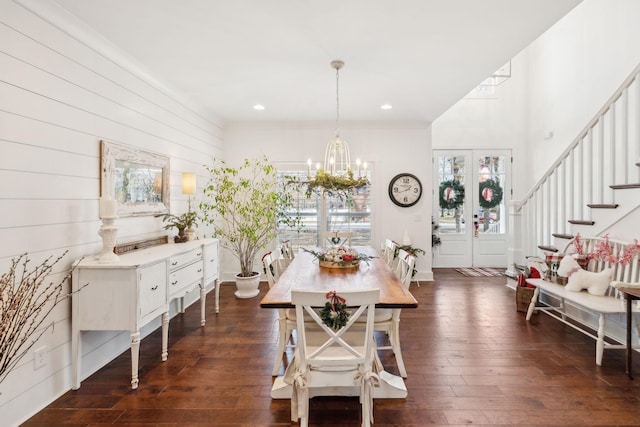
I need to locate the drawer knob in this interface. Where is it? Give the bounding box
[196,252,202,256]
[171,280,178,285]
[171,261,178,266]
[151,285,159,291]
[197,268,202,273]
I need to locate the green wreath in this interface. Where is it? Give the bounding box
[439,180,465,210]
[478,178,503,209]
[319,301,350,330]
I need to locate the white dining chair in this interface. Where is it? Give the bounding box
[262,251,297,376]
[368,249,415,378]
[280,240,296,260]
[287,288,380,427]
[383,239,398,269]
[394,249,414,287]
[323,231,353,249]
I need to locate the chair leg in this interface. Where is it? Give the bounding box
[273,319,287,376]
[390,321,407,378]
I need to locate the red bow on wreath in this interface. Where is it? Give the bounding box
[445,186,454,201]
[325,290,346,310]
[482,187,493,202]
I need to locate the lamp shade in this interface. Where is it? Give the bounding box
[181,173,196,195]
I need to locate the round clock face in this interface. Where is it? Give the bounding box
[389,173,422,207]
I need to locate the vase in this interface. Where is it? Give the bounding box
[185,227,197,241]
[234,272,260,299]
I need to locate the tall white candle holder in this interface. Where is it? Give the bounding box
[98,216,119,263]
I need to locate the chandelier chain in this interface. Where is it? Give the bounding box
[335,65,340,137]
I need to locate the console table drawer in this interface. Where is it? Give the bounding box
[169,260,204,297]
[139,262,167,317]
[204,242,219,281]
[169,248,202,271]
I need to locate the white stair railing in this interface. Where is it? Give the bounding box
[513,63,640,264]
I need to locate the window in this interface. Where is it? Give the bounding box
[276,163,372,251]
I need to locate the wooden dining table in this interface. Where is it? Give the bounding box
[260,246,418,309]
[261,246,417,399]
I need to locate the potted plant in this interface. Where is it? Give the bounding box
[157,211,199,243]
[200,156,299,298]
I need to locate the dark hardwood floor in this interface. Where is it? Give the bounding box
[22,269,640,426]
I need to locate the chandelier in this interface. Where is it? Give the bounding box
[304,60,368,198]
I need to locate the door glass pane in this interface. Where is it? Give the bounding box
[436,155,466,234]
[477,156,506,235]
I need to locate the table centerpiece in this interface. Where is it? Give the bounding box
[303,246,374,269]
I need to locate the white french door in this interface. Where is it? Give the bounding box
[432,149,511,268]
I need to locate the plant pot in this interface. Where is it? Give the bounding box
[185,227,197,241]
[234,272,260,299]
[174,228,188,243]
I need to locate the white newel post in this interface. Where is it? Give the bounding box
[506,200,523,280]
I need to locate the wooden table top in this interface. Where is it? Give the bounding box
[260,246,418,309]
[621,287,640,300]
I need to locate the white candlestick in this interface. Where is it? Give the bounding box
[98,217,119,263]
[307,158,312,179]
[99,197,117,218]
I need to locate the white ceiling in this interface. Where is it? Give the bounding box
[52,0,581,124]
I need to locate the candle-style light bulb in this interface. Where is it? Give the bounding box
[307,158,312,178]
[356,158,361,177]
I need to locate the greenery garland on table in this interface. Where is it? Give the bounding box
[438,179,465,210]
[478,178,503,209]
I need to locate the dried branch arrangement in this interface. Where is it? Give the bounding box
[0,251,81,384]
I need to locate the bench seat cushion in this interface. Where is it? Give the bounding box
[526,278,625,314]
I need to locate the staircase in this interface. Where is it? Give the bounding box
[509,63,640,268]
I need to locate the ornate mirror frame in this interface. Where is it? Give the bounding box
[100,140,170,217]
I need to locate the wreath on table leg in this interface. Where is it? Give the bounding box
[478,178,503,209]
[438,180,465,210]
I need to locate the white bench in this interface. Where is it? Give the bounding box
[525,236,640,366]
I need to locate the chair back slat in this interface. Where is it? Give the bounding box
[292,289,379,371]
[322,231,354,249]
[281,240,295,259]
[262,251,278,288]
[395,249,416,289]
[383,239,398,268]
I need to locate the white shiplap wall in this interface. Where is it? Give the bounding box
[0,2,222,425]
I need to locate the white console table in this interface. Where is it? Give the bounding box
[71,238,219,390]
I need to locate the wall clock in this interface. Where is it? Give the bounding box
[388,173,422,207]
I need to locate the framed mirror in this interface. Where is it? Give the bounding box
[100,140,170,217]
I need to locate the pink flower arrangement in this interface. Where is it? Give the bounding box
[573,233,584,255]
[619,239,640,266]
[587,234,617,264]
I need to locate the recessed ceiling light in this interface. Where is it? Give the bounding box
[380,104,393,110]
[253,104,265,111]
